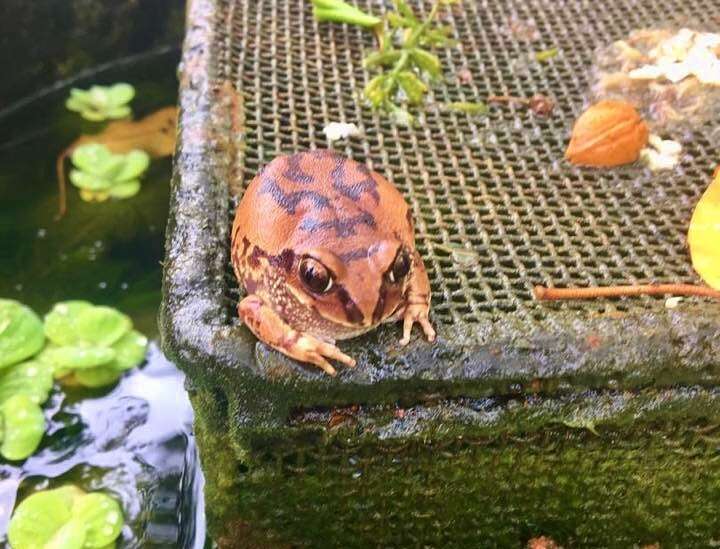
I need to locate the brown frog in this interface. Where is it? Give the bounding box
[231,150,435,376]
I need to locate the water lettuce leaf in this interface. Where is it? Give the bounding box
[66,83,135,122]
[69,145,149,203]
[0,299,45,369]
[45,302,131,347]
[42,302,147,388]
[0,360,54,406]
[41,346,116,370]
[8,486,123,549]
[0,394,45,460]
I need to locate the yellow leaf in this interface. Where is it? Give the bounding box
[688,170,720,290]
[56,106,178,218]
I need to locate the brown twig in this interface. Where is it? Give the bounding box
[55,146,72,220]
[533,284,720,301]
[487,94,530,105]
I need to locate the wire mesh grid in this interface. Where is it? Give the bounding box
[212,0,718,332]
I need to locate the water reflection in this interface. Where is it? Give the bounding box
[0,345,204,547]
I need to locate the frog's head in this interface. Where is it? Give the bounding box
[286,238,413,329]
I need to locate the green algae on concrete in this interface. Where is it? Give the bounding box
[191,384,720,547]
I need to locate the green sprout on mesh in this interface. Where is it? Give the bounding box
[69,144,150,202]
[8,485,124,549]
[65,83,135,121]
[40,301,148,389]
[311,0,381,27]
[311,0,458,122]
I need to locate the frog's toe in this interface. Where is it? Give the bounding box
[295,334,356,375]
[316,340,356,368]
[399,305,435,346]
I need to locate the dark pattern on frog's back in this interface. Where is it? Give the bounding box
[299,212,376,237]
[259,177,331,214]
[330,156,380,203]
[233,150,415,259]
[283,152,314,184]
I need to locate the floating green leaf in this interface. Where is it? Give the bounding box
[42,302,146,388]
[0,360,54,406]
[69,145,150,203]
[41,346,116,370]
[311,0,381,27]
[65,83,135,122]
[0,394,45,460]
[109,331,148,371]
[0,299,45,369]
[8,486,124,549]
[45,301,131,347]
[73,367,123,389]
[74,493,124,547]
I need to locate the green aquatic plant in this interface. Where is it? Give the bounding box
[0,394,45,461]
[310,0,381,27]
[0,360,54,407]
[41,301,148,388]
[69,144,150,202]
[65,83,135,121]
[8,485,124,549]
[0,299,45,369]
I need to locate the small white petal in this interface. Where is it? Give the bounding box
[323,122,361,142]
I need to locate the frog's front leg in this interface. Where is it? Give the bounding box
[238,295,356,376]
[399,253,436,346]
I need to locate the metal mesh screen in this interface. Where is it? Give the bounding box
[165,3,720,544]
[216,0,717,329]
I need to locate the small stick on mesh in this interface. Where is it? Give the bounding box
[533,284,720,301]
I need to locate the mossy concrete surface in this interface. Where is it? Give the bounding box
[192,383,720,547]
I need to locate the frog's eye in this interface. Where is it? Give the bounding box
[388,249,411,283]
[299,257,334,294]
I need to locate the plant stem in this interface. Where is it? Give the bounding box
[402,1,441,50]
[533,284,720,301]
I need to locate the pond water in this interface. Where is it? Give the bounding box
[0,51,205,547]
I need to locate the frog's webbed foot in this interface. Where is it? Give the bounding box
[238,295,356,376]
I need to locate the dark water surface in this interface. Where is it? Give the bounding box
[0,51,204,547]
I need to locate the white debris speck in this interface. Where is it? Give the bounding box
[629,65,664,80]
[323,122,361,142]
[628,29,720,86]
[640,134,682,171]
[648,134,682,155]
[665,296,683,309]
